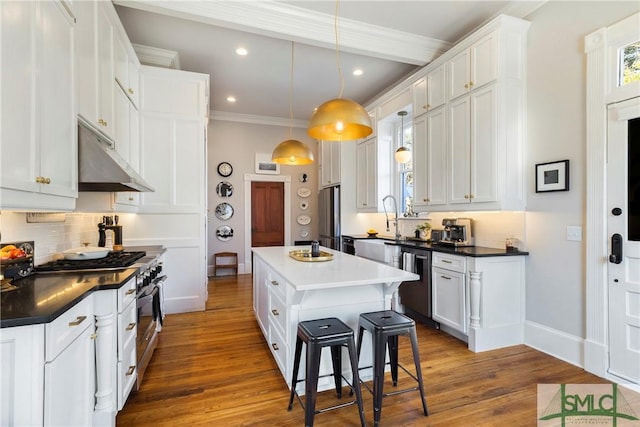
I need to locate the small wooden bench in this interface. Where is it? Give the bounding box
[213,252,238,276]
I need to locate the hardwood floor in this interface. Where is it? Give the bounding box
[116,274,609,426]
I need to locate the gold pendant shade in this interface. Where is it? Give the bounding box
[271,139,315,165]
[308,98,373,141]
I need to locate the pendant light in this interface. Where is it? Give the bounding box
[395,111,411,164]
[307,0,372,141]
[272,42,314,165]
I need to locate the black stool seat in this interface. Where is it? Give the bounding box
[356,310,428,427]
[288,317,367,427]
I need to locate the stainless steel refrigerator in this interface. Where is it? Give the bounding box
[318,185,340,250]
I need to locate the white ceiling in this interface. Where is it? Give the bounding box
[114,1,544,124]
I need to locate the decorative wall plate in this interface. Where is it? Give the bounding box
[216,181,234,197]
[215,202,234,220]
[216,225,234,241]
[298,172,308,183]
[300,201,309,210]
[297,214,311,225]
[297,187,311,198]
[300,229,309,238]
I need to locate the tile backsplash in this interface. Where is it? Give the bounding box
[0,211,106,265]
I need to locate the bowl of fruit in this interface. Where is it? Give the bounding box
[0,244,29,261]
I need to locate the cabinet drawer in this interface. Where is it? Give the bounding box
[432,252,466,273]
[268,292,287,337]
[118,277,137,313]
[45,296,94,362]
[118,301,137,357]
[117,337,137,410]
[266,270,287,301]
[268,321,288,378]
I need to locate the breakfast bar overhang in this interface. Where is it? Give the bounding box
[252,246,419,392]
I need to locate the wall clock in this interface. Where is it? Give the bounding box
[217,162,233,177]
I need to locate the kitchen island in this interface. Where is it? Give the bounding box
[252,246,419,393]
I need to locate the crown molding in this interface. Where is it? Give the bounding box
[132,43,181,69]
[114,0,451,65]
[210,110,309,128]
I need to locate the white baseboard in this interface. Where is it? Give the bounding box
[524,320,584,368]
[164,297,205,313]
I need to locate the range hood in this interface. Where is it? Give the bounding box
[78,117,154,192]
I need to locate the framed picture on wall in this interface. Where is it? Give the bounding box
[255,153,280,175]
[535,160,570,193]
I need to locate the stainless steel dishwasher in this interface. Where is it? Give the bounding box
[398,247,439,329]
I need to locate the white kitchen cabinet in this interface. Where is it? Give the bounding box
[0,324,45,426]
[447,31,497,101]
[44,296,95,427]
[412,64,446,117]
[114,27,141,108]
[75,0,115,138]
[356,138,378,211]
[114,103,140,208]
[432,253,467,334]
[0,0,77,211]
[320,140,341,187]
[448,85,497,206]
[413,107,447,208]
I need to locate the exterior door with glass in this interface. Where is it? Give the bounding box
[607,96,640,383]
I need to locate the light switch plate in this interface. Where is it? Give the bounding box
[567,226,582,241]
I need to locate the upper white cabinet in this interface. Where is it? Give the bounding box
[447,31,497,100]
[413,108,447,208]
[320,141,341,187]
[75,0,115,138]
[449,85,497,206]
[0,1,77,211]
[412,64,446,117]
[356,138,378,211]
[114,27,140,107]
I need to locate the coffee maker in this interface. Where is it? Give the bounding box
[440,218,474,246]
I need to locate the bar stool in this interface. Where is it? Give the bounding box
[355,310,428,426]
[288,317,367,427]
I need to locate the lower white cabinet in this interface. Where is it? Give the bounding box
[432,253,467,334]
[0,324,45,426]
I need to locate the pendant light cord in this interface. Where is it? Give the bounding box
[334,0,344,99]
[289,41,295,139]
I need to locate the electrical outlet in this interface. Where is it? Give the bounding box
[567,226,582,241]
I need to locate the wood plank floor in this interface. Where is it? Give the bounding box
[116,274,609,426]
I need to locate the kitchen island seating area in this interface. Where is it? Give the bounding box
[355,310,429,427]
[287,317,367,427]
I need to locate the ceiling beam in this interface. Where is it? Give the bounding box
[114,0,451,65]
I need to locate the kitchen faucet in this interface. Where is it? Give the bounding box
[382,195,402,240]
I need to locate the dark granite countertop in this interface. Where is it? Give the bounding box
[342,234,528,257]
[1,268,138,328]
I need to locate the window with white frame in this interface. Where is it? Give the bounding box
[397,118,413,214]
[620,41,640,86]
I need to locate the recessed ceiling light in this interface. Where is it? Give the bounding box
[227,96,236,103]
[235,47,248,56]
[352,68,363,76]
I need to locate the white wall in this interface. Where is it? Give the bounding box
[524,1,640,338]
[207,120,318,274]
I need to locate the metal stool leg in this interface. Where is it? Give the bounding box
[388,334,399,386]
[305,342,322,427]
[288,336,304,411]
[372,331,387,427]
[409,327,428,416]
[346,337,367,427]
[330,345,343,398]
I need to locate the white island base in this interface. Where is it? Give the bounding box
[252,246,419,393]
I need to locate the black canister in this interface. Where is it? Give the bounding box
[311,240,320,257]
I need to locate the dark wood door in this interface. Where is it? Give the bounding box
[251,181,284,247]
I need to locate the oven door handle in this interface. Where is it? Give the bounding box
[152,275,167,286]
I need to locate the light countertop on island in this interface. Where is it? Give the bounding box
[251,246,419,291]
